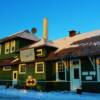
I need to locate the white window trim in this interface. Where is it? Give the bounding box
[56,61,66,81]
[19,64,26,74]
[3,66,11,71]
[70,59,81,90]
[35,62,45,74]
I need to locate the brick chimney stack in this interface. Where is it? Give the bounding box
[69,30,76,37]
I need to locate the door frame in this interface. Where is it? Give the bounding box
[12,71,18,86]
[70,59,81,91]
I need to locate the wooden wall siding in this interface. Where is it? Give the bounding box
[45,46,57,57]
[0,39,17,59]
[34,62,46,80]
[46,60,70,81]
[81,57,97,81]
[35,46,57,59]
[46,61,56,80]
[0,65,18,85]
[18,63,46,86]
[45,82,70,91]
[18,38,33,49]
[18,64,34,85]
[82,82,100,93]
[0,38,34,59]
[0,67,12,80]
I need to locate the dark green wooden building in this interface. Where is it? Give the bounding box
[0,18,100,93]
[0,30,39,87]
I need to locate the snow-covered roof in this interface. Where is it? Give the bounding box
[20,30,100,51]
[28,39,58,48]
[0,30,40,43]
[53,30,100,53]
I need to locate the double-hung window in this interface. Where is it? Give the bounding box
[10,40,15,53]
[35,62,45,73]
[19,64,26,74]
[5,42,10,54]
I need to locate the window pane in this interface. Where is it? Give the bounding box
[74,68,79,79]
[37,64,43,72]
[59,72,65,80]
[12,47,15,51]
[14,73,16,79]
[58,62,64,72]
[5,42,10,54]
[21,65,26,72]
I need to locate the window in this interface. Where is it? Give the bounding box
[56,61,66,80]
[5,42,10,54]
[10,40,16,53]
[74,68,79,79]
[19,64,26,74]
[3,66,11,71]
[57,62,65,72]
[0,45,1,54]
[35,62,44,73]
[36,49,43,56]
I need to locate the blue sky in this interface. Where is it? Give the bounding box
[0,0,100,40]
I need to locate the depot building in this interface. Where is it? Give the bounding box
[0,18,100,92]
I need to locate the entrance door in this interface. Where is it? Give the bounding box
[70,59,81,91]
[12,71,18,86]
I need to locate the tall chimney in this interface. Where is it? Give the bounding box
[43,17,48,41]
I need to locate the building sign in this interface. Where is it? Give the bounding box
[79,41,100,46]
[20,48,35,62]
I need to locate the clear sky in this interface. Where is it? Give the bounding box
[0,0,100,40]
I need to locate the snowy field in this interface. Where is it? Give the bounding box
[0,86,100,100]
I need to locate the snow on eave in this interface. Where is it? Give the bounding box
[53,30,100,48]
[53,30,100,53]
[0,30,40,43]
[54,44,79,53]
[27,39,58,48]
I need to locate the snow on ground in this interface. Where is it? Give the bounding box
[0,86,100,100]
